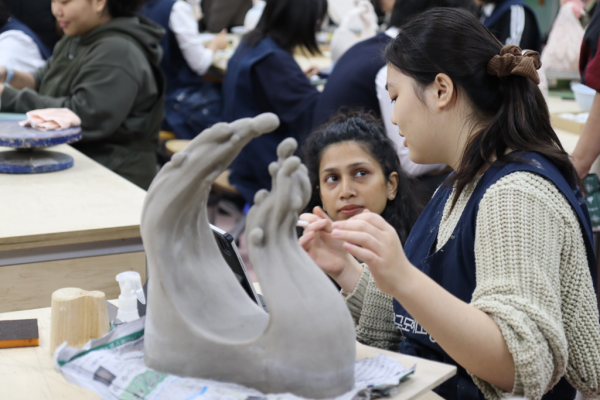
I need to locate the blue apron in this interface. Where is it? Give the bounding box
[393,153,598,399]
[222,38,296,204]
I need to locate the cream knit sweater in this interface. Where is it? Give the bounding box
[342,172,600,400]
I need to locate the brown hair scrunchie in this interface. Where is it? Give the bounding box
[487,44,542,84]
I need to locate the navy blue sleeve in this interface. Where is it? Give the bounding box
[251,51,320,141]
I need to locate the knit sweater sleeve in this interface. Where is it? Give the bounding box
[469,172,600,400]
[342,264,403,351]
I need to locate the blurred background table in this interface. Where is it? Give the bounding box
[0,144,146,313]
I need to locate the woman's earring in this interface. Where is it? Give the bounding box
[389,194,395,200]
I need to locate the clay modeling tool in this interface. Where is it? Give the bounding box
[0,120,81,174]
[0,319,39,348]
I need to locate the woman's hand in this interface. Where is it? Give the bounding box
[299,207,363,292]
[207,29,229,52]
[304,65,320,79]
[0,66,6,83]
[332,209,412,296]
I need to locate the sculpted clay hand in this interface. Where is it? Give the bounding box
[141,114,356,398]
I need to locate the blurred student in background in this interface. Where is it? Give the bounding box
[3,0,61,50]
[476,0,542,52]
[0,0,164,190]
[0,0,50,73]
[141,0,229,139]
[222,0,327,205]
[201,0,252,32]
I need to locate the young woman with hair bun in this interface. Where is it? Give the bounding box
[302,8,600,400]
[0,0,164,189]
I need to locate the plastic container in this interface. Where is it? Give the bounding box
[571,83,596,111]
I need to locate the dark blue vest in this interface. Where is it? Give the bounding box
[393,153,598,399]
[141,0,222,139]
[313,33,390,128]
[0,17,52,59]
[483,0,542,52]
[222,37,296,204]
[222,37,288,121]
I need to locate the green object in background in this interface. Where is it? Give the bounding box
[584,174,600,229]
[524,0,560,37]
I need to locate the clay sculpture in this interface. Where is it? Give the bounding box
[141,113,356,398]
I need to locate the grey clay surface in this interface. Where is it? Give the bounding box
[141,113,356,398]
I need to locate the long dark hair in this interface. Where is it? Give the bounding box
[385,8,579,209]
[302,112,424,245]
[244,0,327,54]
[389,0,476,28]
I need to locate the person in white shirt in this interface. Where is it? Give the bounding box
[141,0,228,139]
[0,2,50,74]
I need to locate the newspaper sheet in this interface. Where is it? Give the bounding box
[54,317,415,400]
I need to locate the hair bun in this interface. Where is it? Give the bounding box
[487,44,542,84]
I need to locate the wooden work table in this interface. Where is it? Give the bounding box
[0,144,147,313]
[0,300,452,400]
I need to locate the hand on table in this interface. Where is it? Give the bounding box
[332,209,411,296]
[207,30,229,52]
[299,206,363,292]
[304,65,320,79]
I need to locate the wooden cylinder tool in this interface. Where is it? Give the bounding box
[50,288,110,355]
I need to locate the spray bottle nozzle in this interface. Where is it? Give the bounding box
[116,271,145,304]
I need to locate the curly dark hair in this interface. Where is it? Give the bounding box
[302,112,425,245]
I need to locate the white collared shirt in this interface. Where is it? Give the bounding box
[169,0,215,76]
[0,30,46,73]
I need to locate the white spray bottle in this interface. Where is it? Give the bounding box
[113,271,146,327]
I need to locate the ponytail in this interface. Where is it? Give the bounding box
[385,8,579,209]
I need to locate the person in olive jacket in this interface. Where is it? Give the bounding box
[0,0,164,190]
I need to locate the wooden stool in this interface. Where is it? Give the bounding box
[159,130,176,142]
[165,139,190,155]
[214,169,239,194]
